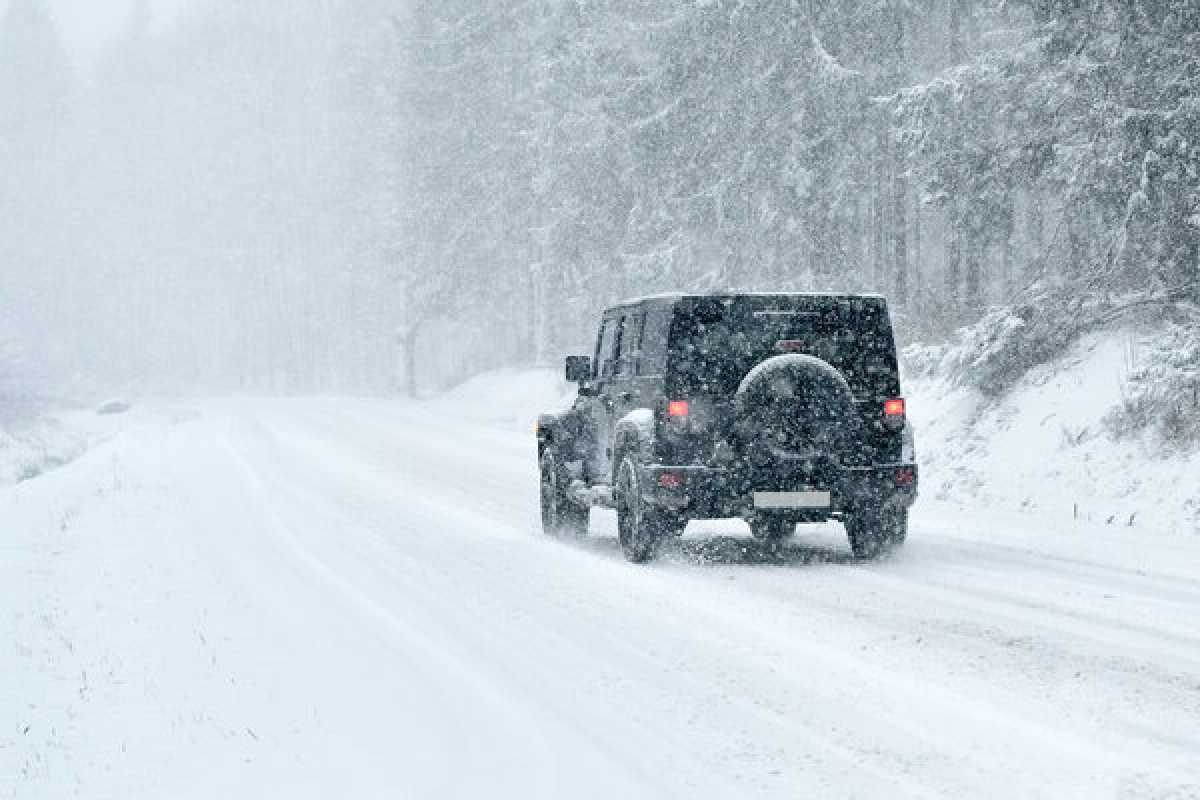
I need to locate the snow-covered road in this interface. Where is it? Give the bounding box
[5,399,1200,799]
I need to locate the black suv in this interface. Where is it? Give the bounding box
[536,293,918,563]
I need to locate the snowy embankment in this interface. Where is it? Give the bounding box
[440,367,575,431]
[0,406,137,488]
[906,326,1200,535]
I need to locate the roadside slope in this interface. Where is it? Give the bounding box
[906,327,1200,535]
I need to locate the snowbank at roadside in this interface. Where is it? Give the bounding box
[438,367,574,431]
[0,407,137,488]
[905,326,1200,535]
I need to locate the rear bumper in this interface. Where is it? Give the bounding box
[640,461,918,519]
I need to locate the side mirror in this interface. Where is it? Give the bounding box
[565,355,592,383]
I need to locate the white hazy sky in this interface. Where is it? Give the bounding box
[2,0,190,68]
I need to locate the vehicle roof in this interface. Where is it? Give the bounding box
[607,291,886,313]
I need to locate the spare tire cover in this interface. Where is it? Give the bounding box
[733,354,861,465]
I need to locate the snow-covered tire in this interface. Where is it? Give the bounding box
[750,515,794,542]
[845,506,907,559]
[540,449,588,538]
[615,456,674,563]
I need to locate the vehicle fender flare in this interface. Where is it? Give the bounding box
[611,408,656,482]
[537,411,571,457]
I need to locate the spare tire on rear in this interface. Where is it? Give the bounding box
[731,354,862,465]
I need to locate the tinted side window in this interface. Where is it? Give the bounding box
[615,313,643,376]
[595,318,620,378]
[638,310,671,375]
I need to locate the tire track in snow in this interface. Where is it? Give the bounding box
[228,400,1200,798]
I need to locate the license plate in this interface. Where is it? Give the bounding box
[753,491,831,509]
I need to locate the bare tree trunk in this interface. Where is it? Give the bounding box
[965,209,983,309]
[1068,201,1086,279]
[893,133,908,306]
[1026,185,1044,281]
[400,276,421,398]
[913,182,923,300]
[1001,187,1015,300]
[873,115,889,291]
[946,202,962,312]
[529,262,547,366]
[949,0,964,64]
[889,6,908,306]
[402,327,419,399]
[944,1,965,316]
[859,194,870,286]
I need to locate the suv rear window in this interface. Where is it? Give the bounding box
[666,296,898,398]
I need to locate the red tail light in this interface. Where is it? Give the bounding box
[894,467,915,486]
[884,398,905,417]
[658,471,684,488]
[667,400,689,418]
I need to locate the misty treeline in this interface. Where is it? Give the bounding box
[0,0,398,397]
[1,0,1198,400]
[404,0,1200,391]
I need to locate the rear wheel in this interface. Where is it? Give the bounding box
[616,457,675,563]
[540,448,588,538]
[845,506,907,559]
